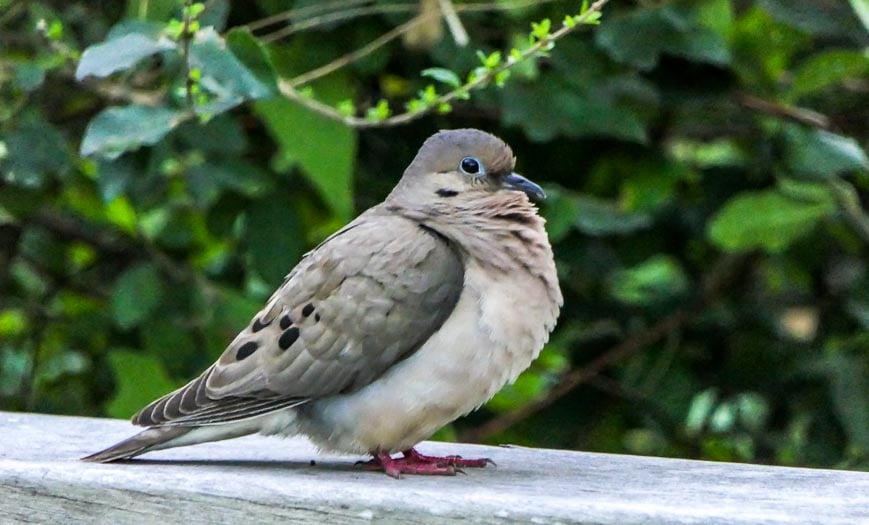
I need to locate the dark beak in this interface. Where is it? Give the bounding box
[502,172,546,200]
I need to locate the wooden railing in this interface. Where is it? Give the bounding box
[2,411,867,524]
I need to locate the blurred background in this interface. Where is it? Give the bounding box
[1,0,867,470]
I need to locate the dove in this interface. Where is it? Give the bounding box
[82,128,562,477]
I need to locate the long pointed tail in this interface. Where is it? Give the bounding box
[82,426,192,462]
[81,420,267,463]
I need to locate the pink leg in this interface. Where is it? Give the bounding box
[402,447,495,468]
[356,448,495,478]
[356,451,457,478]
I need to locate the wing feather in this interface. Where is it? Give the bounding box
[132,210,464,427]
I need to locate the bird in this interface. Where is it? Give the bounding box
[82,128,563,477]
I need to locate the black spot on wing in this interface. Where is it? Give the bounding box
[279,327,300,350]
[280,314,293,330]
[252,317,270,333]
[236,341,259,360]
[302,303,315,317]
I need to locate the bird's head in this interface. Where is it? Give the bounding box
[389,129,545,206]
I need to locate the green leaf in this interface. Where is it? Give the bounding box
[596,6,730,70]
[785,127,869,178]
[759,0,865,38]
[125,0,177,22]
[776,178,837,204]
[686,388,718,437]
[501,78,647,143]
[80,105,185,159]
[421,67,461,88]
[540,187,580,243]
[788,50,869,101]
[246,190,306,285]
[851,0,869,32]
[254,98,357,221]
[186,159,271,206]
[707,189,835,253]
[619,158,696,213]
[189,28,272,115]
[111,263,164,329]
[2,115,69,188]
[0,309,28,337]
[826,343,869,453]
[696,0,734,39]
[104,195,138,235]
[572,194,653,236]
[668,139,747,168]
[608,255,689,306]
[75,33,176,80]
[225,27,278,94]
[105,349,177,418]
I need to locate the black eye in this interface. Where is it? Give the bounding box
[459,157,481,175]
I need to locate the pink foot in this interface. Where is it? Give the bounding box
[356,448,494,478]
[402,448,495,469]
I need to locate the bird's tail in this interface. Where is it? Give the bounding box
[81,421,265,463]
[81,426,191,462]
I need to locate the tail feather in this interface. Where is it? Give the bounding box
[81,411,298,463]
[81,426,192,463]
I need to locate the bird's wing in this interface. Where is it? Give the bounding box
[133,210,465,427]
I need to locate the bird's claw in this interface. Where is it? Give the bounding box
[357,448,493,477]
[404,449,495,468]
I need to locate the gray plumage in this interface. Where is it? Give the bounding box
[83,129,562,469]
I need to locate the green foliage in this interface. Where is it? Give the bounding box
[254,98,357,221]
[2,0,868,473]
[81,105,182,159]
[111,263,164,329]
[708,185,835,253]
[106,349,178,418]
[76,33,176,80]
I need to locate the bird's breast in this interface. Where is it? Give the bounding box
[300,260,559,454]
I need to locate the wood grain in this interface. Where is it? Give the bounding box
[2,412,867,524]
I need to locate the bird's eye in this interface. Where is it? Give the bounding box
[459,157,482,175]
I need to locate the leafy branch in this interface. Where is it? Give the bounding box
[72,0,609,158]
[277,0,610,128]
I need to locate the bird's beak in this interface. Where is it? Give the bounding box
[502,172,546,200]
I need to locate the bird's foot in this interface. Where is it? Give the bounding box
[402,447,495,468]
[355,448,494,478]
[356,451,457,478]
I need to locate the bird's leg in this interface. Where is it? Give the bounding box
[356,451,459,478]
[402,447,495,468]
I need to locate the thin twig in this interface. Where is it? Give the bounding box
[286,15,432,88]
[246,0,372,32]
[278,0,611,128]
[181,0,194,107]
[459,254,747,444]
[286,1,546,86]
[259,4,416,43]
[254,0,555,42]
[438,0,469,46]
[738,93,831,130]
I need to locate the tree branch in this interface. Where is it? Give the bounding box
[737,93,831,130]
[277,0,611,128]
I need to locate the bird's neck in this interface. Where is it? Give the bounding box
[384,193,561,305]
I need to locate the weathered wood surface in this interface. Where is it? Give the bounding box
[1,411,867,524]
